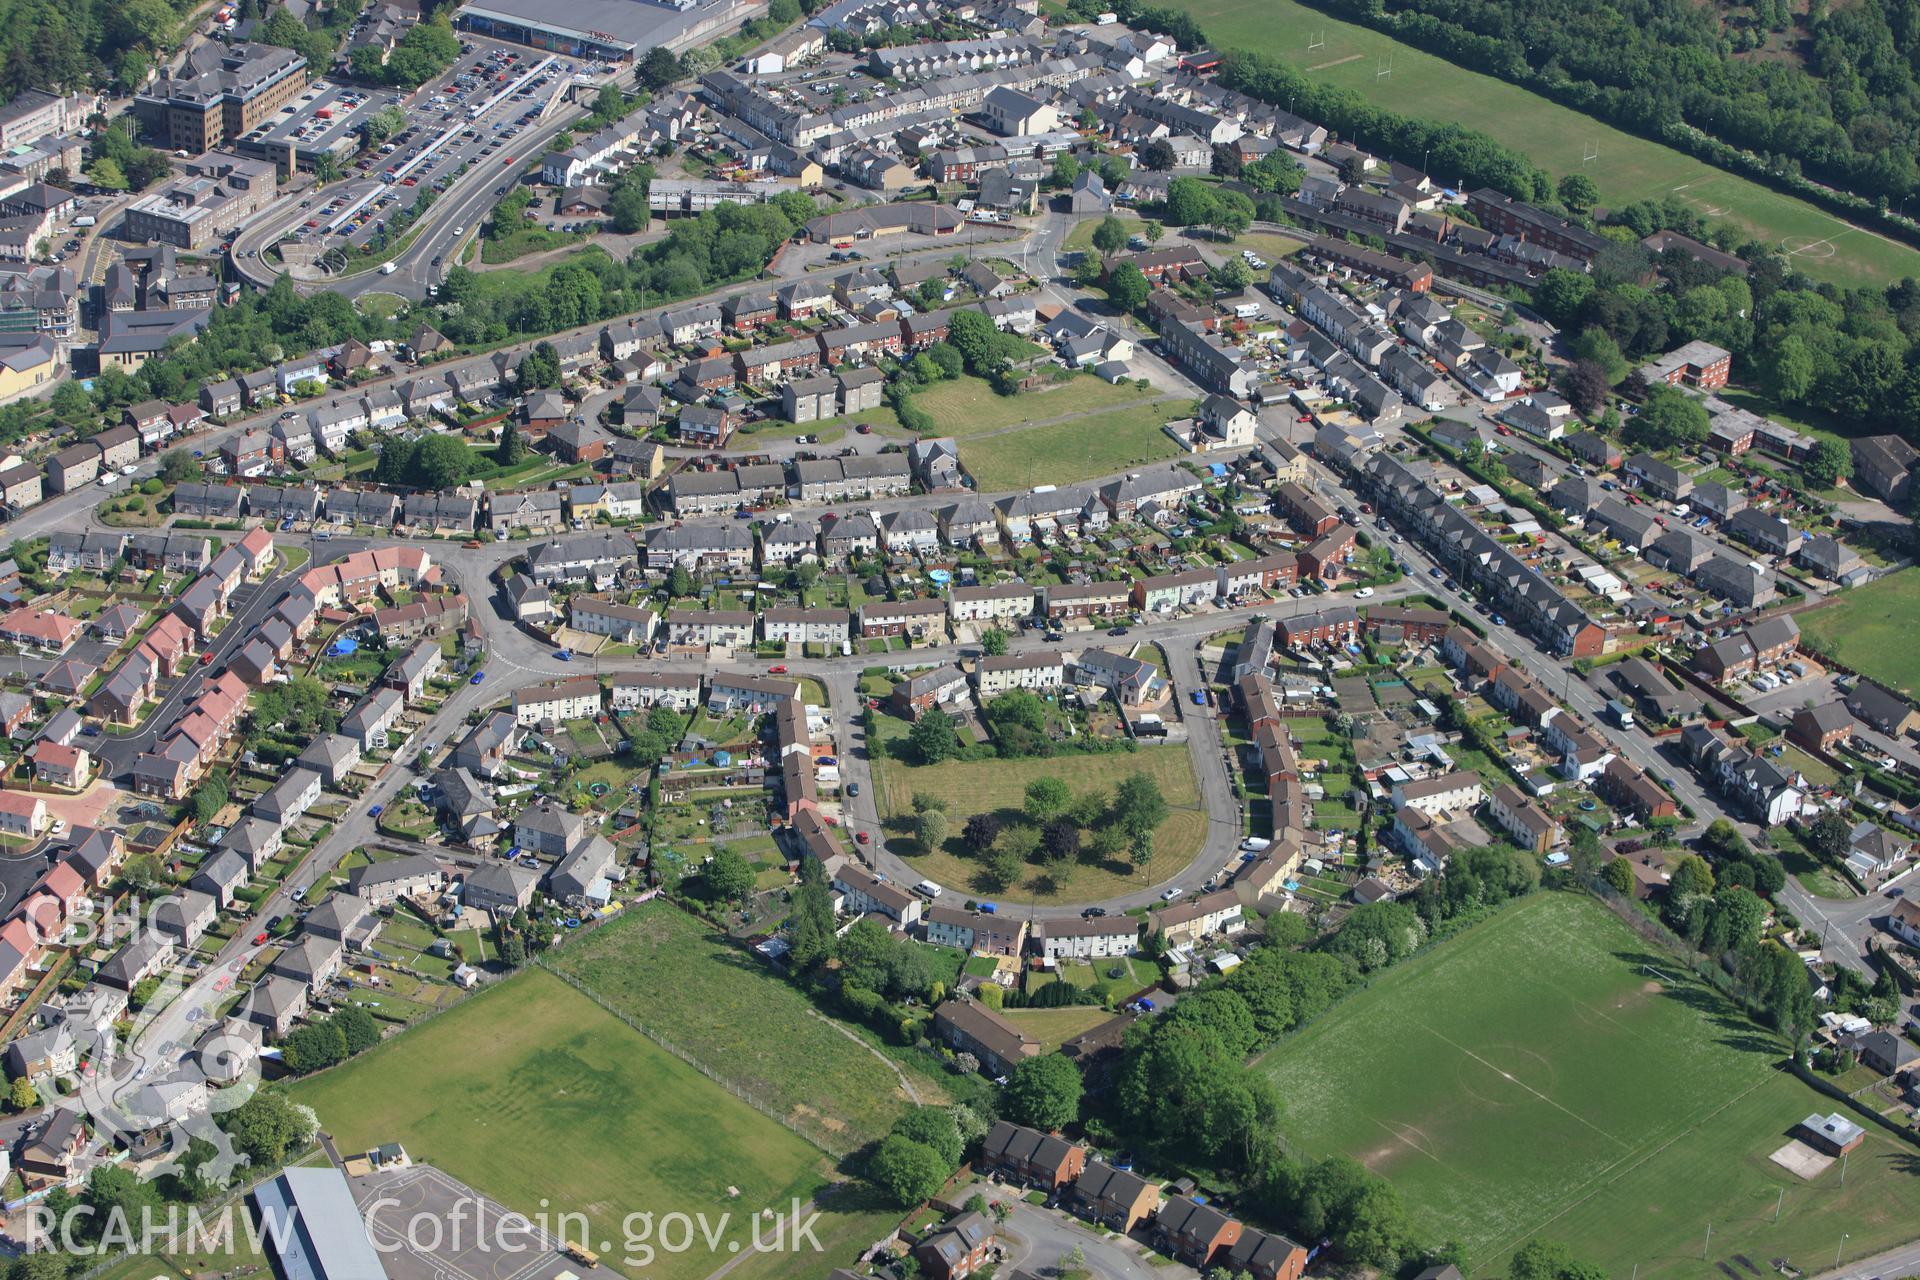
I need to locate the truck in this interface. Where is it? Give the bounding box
[1606,698,1636,730]
[379,262,398,275]
[72,215,96,228]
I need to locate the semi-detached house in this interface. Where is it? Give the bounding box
[932,996,1039,1077]
[513,676,603,727]
[830,862,922,925]
[1033,914,1137,960]
[1135,567,1216,613]
[975,650,1067,697]
[859,598,946,639]
[610,671,703,712]
[923,906,1027,957]
[948,582,1036,625]
[761,607,851,646]
[666,609,755,649]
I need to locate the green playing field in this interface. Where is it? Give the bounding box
[1257,894,1920,1276]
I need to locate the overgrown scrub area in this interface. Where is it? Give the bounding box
[547,899,936,1152]
[425,189,818,348]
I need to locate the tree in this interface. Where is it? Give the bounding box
[1042,817,1081,862]
[159,447,200,484]
[1091,215,1129,255]
[1805,810,1851,864]
[701,846,757,902]
[1104,261,1149,313]
[519,341,562,389]
[1570,326,1630,384]
[281,1021,348,1073]
[1510,1238,1607,1280]
[374,434,476,490]
[1557,359,1611,418]
[667,564,695,598]
[1627,384,1711,450]
[81,1165,161,1243]
[7,1076,34,1111]
[1139,138,1175,170]
[908,712,959,764]
[85,156,128,191]
[1165,176,1218,228]
[494,927,527,968]
[8,1247,71,1280]
[892,1106,963,1168]
[639,45,682,90]
[217,1089,318,1166]
[1113,773,1168,841]
[1804,437,1851,486]
[1024,777,1072,823]
[335,1006,381,1054]
[963,812,1002,853]
[916,808,949,852]
[1556,173,1600,214]
[1604,857,1637,896]
[980,627,1008,656]
[1668,853,1716,898]
[983,846,1023,889]
[868,1134,949,1206]
[1212,256,1253,293]
[495,419,527,465]
[788,857,836,970]
[189,773,228,824]
[1143,219,1164,244]
[1002,1053,1084,1129]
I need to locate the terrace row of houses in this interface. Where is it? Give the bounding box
[972,1120,1308,1277]
[1361,454,1609,659]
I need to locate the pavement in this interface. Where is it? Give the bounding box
[1820,1239,1920,1280]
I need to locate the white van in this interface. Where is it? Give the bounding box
[914,880,942,899]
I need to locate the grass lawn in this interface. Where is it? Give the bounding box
[355,291,407,320]
[962,402,1188,494]
[1257,893,1920,1277]
[1000,1005,1116,1053]
[548,900,938,1152]
[1063,209,1143,254]
[1799,568,1920,696]
[480,225,587,265]
[1228,230,1307,262]
[293,968,831,1280]
[1164,0,1920,290]
[871,715,1209,903]
[911,374,1165,438]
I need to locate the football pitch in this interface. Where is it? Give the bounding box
[1167,0,1920,290]
[1258,894,1920,1276]
[293,968,835,1280]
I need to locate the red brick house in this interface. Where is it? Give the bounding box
[979,1122,1086,1191]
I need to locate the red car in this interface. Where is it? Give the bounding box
[855,831,870,845]
[253,932,268,944]
[768,664,788,674]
